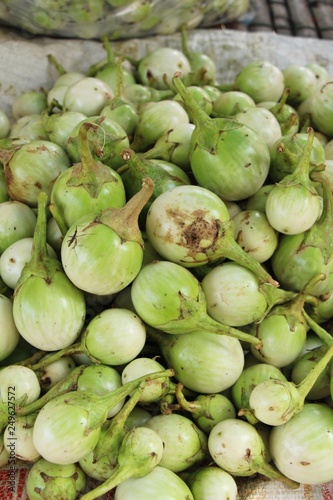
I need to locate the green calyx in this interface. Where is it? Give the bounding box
[98,176,154,244]
[66,122,115,198]
[15,191,61,289]
[149,285,261,348]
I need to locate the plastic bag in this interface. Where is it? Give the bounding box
[0,0,249,40]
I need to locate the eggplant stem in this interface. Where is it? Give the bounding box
[15,350,47,367]
[255,460,300,489]
[99,177,154,243]
[47,54,67,75]
[174,383,199,413]
[302,309,333,346]
[296,342,333,402]
[29,341,83,371]
[49,203,68,236]
[93,381,146,462]
[30,191,50,267]
[15,365,87,416]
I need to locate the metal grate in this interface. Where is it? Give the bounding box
[235,0,333,39]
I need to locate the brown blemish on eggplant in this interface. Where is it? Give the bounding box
[160,207,219,258]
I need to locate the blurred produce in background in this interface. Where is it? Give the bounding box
[0,0,250,40]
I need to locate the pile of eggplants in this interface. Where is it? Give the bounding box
[1,30,333,500]
[0,0,250,40]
